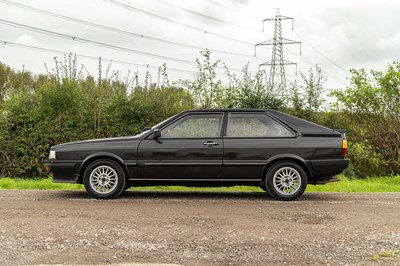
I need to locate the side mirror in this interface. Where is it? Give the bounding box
[153,129,161,139]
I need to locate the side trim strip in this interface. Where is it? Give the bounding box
[143,162,222,166]
[51,160,82,163]
[223,162,265,166]
[142,162,266,166]
[129,178,261,181]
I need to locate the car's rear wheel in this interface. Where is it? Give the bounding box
[265,161,307,201]
[83,159,126,199]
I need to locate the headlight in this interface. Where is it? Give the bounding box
[49,149,56,160]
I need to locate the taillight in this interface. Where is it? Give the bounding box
[342,139,347,156]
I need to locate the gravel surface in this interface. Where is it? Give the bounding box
[0,190,399,265]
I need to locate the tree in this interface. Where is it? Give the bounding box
[181,49,222,108]
[333,62,400,177]
[301,65,327,112]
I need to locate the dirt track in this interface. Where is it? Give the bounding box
[0,190,399,266]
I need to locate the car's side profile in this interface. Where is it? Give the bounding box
[45,109,349,201]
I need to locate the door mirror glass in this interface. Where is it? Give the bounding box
[153,128,161,139]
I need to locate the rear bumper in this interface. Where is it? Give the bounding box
[308,158,350,180]
[45,160,80,183]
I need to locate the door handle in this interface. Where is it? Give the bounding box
[203,141,219,146]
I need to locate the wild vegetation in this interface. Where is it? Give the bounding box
[0,50,399,179]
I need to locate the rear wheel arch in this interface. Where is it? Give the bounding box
[262,155,311,181]
[260,156,311,189]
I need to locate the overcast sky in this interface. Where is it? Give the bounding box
[0,0,399,90]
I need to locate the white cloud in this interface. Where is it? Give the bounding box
[1,0,399,89]
[378,33,400,49]
[15,34,41,46]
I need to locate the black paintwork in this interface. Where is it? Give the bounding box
[46,109,349,187]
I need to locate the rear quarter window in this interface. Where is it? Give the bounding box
[226,113,294,138]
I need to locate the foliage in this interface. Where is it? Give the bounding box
[370,249,400,262]
[180,49,222,108]
[332,62,400,177]
[301,65,327,112]
[306,175,400,192]
[0,51,399,179]
[223,65,285,110]
[0,56,194,177]
[181,51,285,110]
[285,65,328,122]
[0,177,83,190]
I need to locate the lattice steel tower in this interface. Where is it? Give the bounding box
[255,9,301,95]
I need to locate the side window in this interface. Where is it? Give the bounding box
[226,113,294,137]
[161,114,223,138]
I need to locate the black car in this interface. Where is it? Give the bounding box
[45,109,349,201]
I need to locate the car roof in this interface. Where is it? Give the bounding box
[182,108,267,113]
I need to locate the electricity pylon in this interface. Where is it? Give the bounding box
[255,9,301,96]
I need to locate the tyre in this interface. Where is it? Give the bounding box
[83,159,126,199]
[265,161,307,201]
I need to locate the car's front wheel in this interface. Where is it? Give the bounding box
[265,161,307,201]
[83,159,126,199]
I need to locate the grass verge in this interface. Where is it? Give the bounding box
[0,177,83,190]
[370,249,400,262]
[0,175,399,192]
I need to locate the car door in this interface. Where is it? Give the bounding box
[221,112,296,180]
[137,112,224,179]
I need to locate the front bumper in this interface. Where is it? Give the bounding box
[45,160,80,183]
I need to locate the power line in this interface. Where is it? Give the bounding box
[293,30,349,74]
[0,0,259,59]
[102,0,254,46]
[0,19,251,73]
[255,9,301,93]
[205,0,265,23]
[0,19,192,65]
[0,40,197,74]
[198,1,349,84]
[289,51,348,86]
[0,1,344,84]
[280,44,347,85]
[156,0,260,32]
[155,1,348,84]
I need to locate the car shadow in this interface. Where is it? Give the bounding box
[119,190,344,202]
[53,190,343,202]
[121,190,274,201]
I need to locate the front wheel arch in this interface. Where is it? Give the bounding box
[78,154,128,184]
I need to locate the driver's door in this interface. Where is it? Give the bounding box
[137,112,224,179]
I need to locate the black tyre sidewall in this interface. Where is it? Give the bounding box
[83,159,126,199]
[265,161,307,201]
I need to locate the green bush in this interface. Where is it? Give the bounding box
[1,54,399,179]
[332,62,400,177]
[0,58,194,177]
